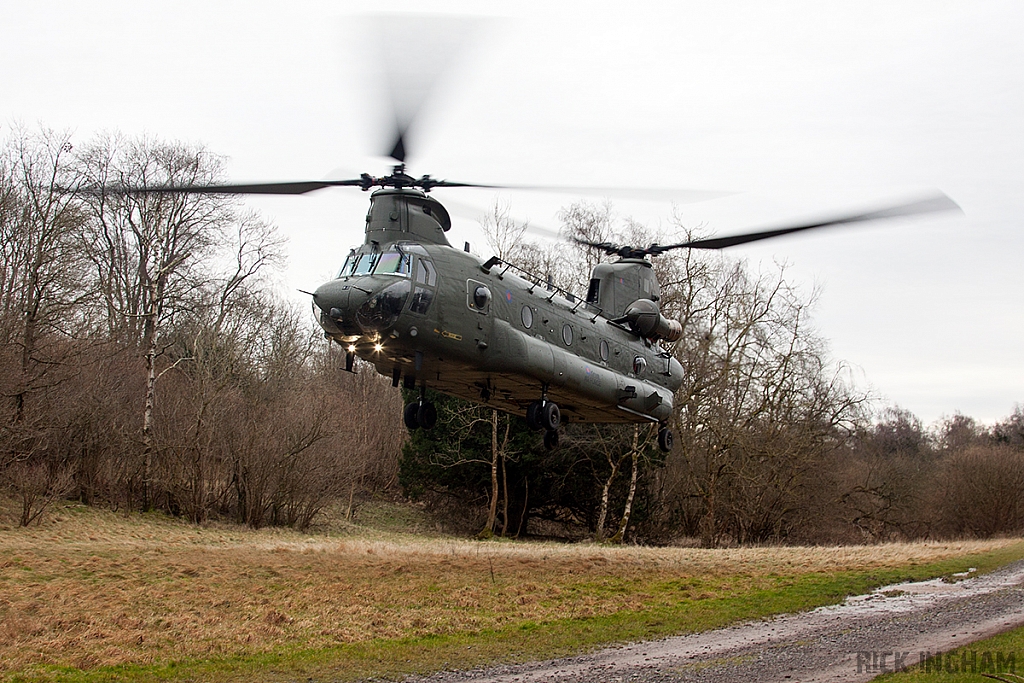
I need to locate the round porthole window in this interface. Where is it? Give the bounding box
[562,324,573,345]
[600,339,609,361]
[473,285,491,310]
[521,305,533,328]
[633,356,647,374]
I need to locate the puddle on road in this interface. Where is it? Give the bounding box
[819,564,1023,617]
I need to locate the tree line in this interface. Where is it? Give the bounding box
[400,202,1024,545]
[3,126,1022,545]
[0,127,401,528]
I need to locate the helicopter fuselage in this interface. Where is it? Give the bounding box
[312,188,683,426]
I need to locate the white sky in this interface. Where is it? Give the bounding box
[2,0,1021,426]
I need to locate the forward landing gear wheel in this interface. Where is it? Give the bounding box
[416,402,437,430]
[544,429,559,451]
[658,426,674,453]
[403,403,420,430]
[541,402,561,431]
[526,401,543,431]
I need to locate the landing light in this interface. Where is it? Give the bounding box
[374,343,384,353]
[347,344,356,353]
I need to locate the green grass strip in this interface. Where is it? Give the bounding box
[874,625,1024,682]
[9,542,1024,683]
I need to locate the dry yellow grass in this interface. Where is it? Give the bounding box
[0,502,1017,675]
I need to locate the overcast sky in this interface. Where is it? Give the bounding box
[2,1,1021,425]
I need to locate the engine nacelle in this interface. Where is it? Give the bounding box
[623,299,682,342]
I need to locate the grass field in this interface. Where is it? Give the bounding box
[2,500,1023,683]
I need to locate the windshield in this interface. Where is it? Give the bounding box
[375,248,412,276]
[353,253,378,275]
[336,253,356,278]
[338,247,413,278]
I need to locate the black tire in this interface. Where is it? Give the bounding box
[658,427,674,453]
[544,429,559,450]
[403,403,420,430]
[541,402,561,432]
[526,401,543,431]
[417,402,438,430]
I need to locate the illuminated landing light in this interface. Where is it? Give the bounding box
[347,344,356,353]
[374,343,384,353]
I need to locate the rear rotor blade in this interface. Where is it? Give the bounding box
[654,193,961,252]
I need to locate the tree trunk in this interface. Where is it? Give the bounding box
[595,461,618,541]
[500,450,509,537]
[611,425,640,543]
[141,310,159,511]
[481,409,499,537]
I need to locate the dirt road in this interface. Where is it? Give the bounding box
[408,561,1024,683]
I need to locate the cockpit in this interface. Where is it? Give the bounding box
[337,246,412,279]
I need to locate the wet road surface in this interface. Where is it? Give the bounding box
[404,561,1024,683]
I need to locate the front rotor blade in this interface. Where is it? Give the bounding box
[436,182,730,204]
[81,179,367,196]
[363,14,487,162]
[491,185,732,204]
[663,193,961,251]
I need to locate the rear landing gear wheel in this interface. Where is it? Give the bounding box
[544,429,559,451]
[416,401,437,430]
[658,426,674,453]
[403,403,420,430]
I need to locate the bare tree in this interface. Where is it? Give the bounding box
[481,198,530,261]
[650,246,865,545]
[935,445,1024,537]
[0,127,95,524]
[77,134,236,509]
[0,127,88,423]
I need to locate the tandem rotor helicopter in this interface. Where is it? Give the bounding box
[102,16,959,453]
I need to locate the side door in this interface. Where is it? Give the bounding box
[408,255,438,317]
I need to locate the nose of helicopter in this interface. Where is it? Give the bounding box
[313,279,373,336]
[313,277,412,336]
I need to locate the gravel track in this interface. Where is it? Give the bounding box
[401,560,1024,683]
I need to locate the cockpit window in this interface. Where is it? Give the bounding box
[337,253,356,278]
[352,253,378,276]
[414,257,437,286]
[375,249,412,276]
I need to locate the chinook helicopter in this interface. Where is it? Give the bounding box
[303,167,956,452]
[96,15,960,452]
[106,157,958,453]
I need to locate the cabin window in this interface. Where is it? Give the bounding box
[586,278,601,304]
[414,257,437,286]
[562,324,573,346]
[600,339,609,361]
[633,356,647,374]
[521,305,533,329]
[410,287,434,315]
[409,256,437,314]
[467,281,491,313]
[375,249,411,276]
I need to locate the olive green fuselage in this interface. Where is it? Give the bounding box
[313,189,682,425]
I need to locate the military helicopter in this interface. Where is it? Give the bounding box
[309,165,958,453]
[128,152,956,453]
[98,15,959,452]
